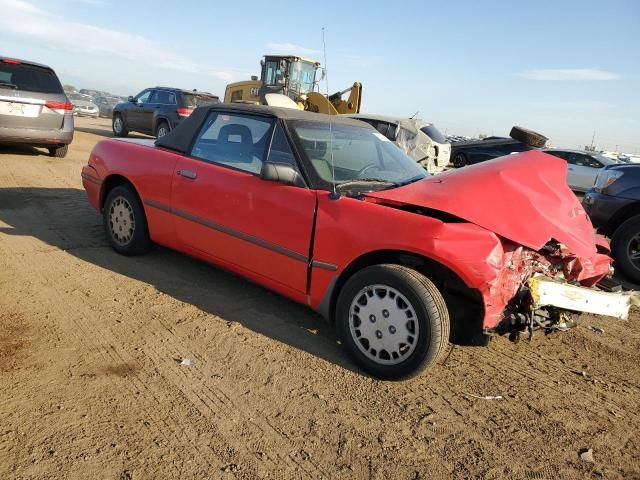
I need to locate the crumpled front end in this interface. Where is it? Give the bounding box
[481,236,637,338]
[364,151,637,336]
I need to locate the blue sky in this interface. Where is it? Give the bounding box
[1,0,638,152]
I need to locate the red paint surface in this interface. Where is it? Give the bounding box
[83,142,612,331]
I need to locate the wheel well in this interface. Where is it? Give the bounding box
[327,250,486,345]
[99,174,140,211]
[155,117,170,134]
[608,202,640,236]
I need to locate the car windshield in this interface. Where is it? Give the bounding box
[420,124,447,144]
[594,154,617,165]
[0,63,63,94]
[183,93,219,108]
[289,121,428,191]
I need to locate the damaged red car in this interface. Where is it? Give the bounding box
[81,104,634,380]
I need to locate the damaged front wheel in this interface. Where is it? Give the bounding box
[336,264,450,380]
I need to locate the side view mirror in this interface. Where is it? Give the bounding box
[260,161,305,187]
[128,96,136,103]
[319,68,326,81]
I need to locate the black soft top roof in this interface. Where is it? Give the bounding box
[155,103,369,154]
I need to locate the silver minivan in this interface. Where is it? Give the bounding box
[0,56,73,157]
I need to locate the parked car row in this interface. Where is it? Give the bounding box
[67,92,99,118]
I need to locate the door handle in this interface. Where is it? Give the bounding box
[177,169,197,179]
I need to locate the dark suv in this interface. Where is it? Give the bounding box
[0,56,73,157]
[112,87,219,138]
[582,163,640,283]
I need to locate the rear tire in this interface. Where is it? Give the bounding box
[103,185,151,256]
[335,264,450,380]
[452,152,467,168]
[48,145,68,158]
[611,215,640,283]
[112,114,128,137]
[509,126,547,148]
[156,121,170,138]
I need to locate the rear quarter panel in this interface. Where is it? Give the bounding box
[88,139,181,245]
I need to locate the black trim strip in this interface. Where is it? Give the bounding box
[311,260,338,271]
[144,198,172,214]
[81,172,102,186]
[144,199,309,264]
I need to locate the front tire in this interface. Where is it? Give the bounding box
[336,264,450,380]
[611,215,640,283]
[112,114,128,137]
[103,185,151,256]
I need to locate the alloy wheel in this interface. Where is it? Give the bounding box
[157,125,169,138]
[627,233,640,270]
[113,117,123,134]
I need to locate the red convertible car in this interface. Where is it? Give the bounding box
[82,104,633,379]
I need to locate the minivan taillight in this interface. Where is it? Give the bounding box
[45,101,73,113]
[2,58,21,64]
[177,107,193,117]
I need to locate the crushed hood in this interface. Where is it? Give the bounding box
[365,151,598,258]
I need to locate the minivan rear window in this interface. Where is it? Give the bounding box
[0,63,64,94]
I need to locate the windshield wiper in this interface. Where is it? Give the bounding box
[0,82,18,90]
[335,178,398,192]
[396,175,427,187]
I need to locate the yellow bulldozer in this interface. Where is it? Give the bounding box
[224,55,362,115]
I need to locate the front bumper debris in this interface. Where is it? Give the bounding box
[528,274,640,321]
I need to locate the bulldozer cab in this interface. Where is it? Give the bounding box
[260,55,321,103]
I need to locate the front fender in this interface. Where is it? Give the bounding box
[308,194,516,328]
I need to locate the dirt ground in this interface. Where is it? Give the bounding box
[1,117,639,480]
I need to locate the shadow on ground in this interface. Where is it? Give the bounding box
[0,187,355,373]
[0,144,49,157]
[74,123,151,140]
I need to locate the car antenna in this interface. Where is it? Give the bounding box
[410,110,419,119]
[322,27,340,200]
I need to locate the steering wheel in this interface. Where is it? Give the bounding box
[356,163,381,178]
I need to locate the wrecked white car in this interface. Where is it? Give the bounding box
[347,114,451,174]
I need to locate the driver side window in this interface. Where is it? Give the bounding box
[191,112,274,175]
[583,155,603,168]
[135,90,153,103]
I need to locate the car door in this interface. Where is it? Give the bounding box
[127,89,153,131]
[139,89,163,134]
[581,154,604,190]
[170,111,317,299]
[566,152,599,191]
